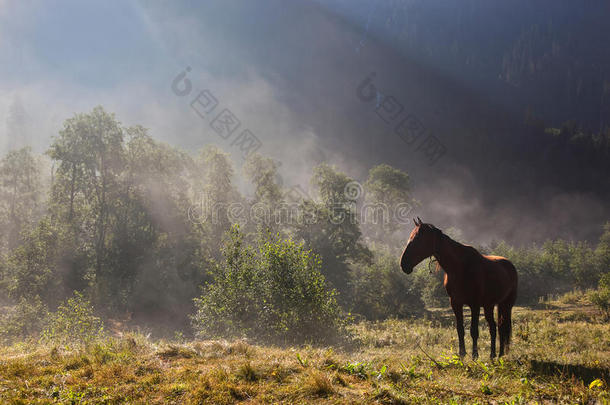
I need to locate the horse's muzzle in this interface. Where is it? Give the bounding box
[401,263,413,274]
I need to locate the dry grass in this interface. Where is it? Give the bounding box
[303,370,334,397]
[0,303,608,404]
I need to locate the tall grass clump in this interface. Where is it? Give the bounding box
[191,226,344,344]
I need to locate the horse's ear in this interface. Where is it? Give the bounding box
[417,216,423,225]
[413,218,418,227]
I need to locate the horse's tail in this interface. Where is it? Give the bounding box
[499,293,515,349]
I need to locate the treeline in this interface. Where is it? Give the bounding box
[488,226,610,304]
[0,107,415,341]
[520,118,610,193]
[0,106,608,344]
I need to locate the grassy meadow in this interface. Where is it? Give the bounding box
[1,110,609,404]
[1,295,608,404]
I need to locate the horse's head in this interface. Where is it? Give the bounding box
[400,217,441,274]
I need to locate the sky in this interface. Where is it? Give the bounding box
[0,1,347,187]
[0,0,607,245]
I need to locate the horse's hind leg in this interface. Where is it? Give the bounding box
[484,304,496,359]
[469,305,480,360]
[498,302,513,357]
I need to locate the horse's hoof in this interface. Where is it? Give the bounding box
[472,353,478,360]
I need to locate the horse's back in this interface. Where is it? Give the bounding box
[484,255,510,262]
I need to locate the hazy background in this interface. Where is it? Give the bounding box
[2,0,609,245]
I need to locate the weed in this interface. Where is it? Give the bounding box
[296,352,308,367]
[341,361,369,379]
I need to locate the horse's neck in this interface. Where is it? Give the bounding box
[434,234,471,275]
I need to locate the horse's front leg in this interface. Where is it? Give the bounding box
[451,300,466,358]
[469,305,480,360]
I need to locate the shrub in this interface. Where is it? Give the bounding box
[489,240,598,304]
[349,251,424,319]
[42,291,104,345]
[191,226,343,344]
[411,261,447,308]
[0,296,49,344]
[590,272,610,318]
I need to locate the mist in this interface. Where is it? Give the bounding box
[0,3,609,403]
[2,1,609,248]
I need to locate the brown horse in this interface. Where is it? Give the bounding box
[400,218,518,359]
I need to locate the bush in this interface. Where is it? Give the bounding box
[410,261,447,308]
[0,296,49,345]
[191,226,344,344]
[489,240,599,304]
[42,291,104,345]
[590,272,610,318]
[349,251,424,319]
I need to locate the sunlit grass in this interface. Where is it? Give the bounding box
[0,304,608,404]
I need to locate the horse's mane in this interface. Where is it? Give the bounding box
[437,228,484,264]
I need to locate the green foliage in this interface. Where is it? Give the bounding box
[363,164,413,242]
[293,164,371,294]
[191,226,343,344]
[243,153,282,207]
[310,163,353,205]
[597,222,610,273]
[569,242,599,287]
[411,262,447,308]
[296,352,308,367]
[340,361,369,379]
[192,145,241,260]
[590,273,610,318]
[242,153,283,233]
[349,250,424,319]
[111,127,205,321]
[489,236,606,304]
[599,272,610,291]
[0,296,49,344]
[1,105,608,341]
[3,108,207,329]
[42,291,104,345]
[7,217,66,304]
[0,147,44,253]
[47,106,125,308]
